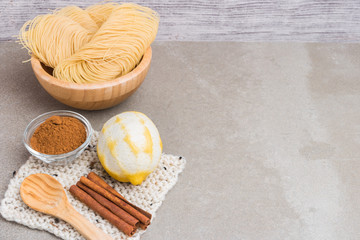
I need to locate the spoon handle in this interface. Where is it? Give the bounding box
[61,203,114,240]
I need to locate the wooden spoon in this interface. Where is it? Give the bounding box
[20,173,113,240]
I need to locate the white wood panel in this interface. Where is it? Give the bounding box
[1,0,360,42]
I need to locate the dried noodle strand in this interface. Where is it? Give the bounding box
[18,3,159,83]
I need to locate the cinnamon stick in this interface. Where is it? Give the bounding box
[80,176,150,225]
[88,172,152,219]
[69,185,136,236]
[137,223,148,230]
[77,181,139,227]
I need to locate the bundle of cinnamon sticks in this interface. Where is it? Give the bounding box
[69,172,152,236]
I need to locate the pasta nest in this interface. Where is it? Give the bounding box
[19,3,159,83]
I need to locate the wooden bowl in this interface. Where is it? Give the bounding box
[31,47,152,110]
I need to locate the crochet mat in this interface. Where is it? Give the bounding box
[0,131,186,240]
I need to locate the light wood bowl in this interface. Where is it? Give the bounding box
[31,47,152,110]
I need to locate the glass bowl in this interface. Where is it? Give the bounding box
[23,110,93,165]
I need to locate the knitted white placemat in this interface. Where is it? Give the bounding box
[0,131,186,240]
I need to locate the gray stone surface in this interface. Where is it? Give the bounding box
[1,41,360,239]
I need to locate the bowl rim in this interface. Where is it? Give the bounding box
[23,110,93,160]
[31,47,152,90]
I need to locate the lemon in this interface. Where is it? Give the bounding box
[97,111,162,185]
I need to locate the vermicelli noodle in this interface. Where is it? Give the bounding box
[19,3,159,83]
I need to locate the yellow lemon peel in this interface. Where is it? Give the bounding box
[97,111,162,185]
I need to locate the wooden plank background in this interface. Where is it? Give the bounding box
[1,0,360,42]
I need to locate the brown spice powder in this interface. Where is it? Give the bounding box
[30,115,87,155]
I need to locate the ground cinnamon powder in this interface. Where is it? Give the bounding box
[30,115,87,155]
